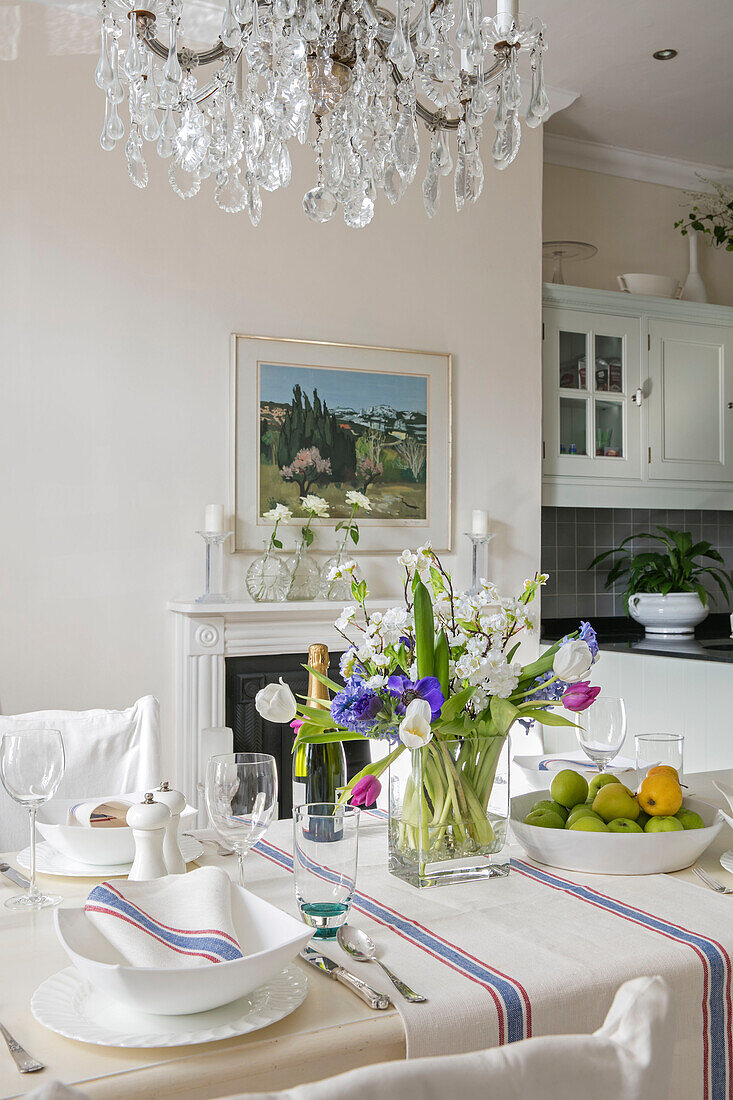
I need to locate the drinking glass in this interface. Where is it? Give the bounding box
[293,803,360,939]
[635,733,684,784]
[0,729,65,910]
[576,696,627,772]
[206,753,278,886]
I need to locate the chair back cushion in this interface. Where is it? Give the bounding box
[0,696,160,850]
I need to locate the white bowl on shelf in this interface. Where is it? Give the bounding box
[36,796,198,867]
[617,274,682,298]
[54,885,314,1015]
[511,790,723,876]
[628,592,708,636]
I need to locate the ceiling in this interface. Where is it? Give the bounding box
[536,0,733,169]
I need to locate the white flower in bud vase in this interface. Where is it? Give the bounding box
[254,678,298,724]
[263,504,293,523]
[398,698,434,749]
[553,639,593,683]
[345,490,372,512]
[300,494,329,518]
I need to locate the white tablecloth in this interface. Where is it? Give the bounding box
[249,814,732,1100]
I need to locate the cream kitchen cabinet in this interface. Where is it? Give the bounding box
[542,284,733,509]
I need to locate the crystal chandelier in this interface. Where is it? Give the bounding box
[94,0,549,226]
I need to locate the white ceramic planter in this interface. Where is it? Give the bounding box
[628,591,709,635]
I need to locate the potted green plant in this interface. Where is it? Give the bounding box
[590,527,733,635]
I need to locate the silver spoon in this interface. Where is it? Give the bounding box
[337,926,428,1003]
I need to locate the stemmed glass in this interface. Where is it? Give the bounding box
[0,729,65,910]
[576,696,627,773]
[206,753,278,886]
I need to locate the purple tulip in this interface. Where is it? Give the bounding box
[350,774,382,808]
[387,674,445,720]
[562,681,601,712]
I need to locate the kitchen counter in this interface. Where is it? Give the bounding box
[541,613,733,663]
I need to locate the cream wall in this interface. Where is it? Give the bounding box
[0,7,543,767]
[543,164,733,308]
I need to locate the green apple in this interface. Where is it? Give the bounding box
[592,783,640,823]
[644,816,684,833]
[675,809,705,830]
[569,816,609,832]
[550,769,589,809]
[532,799,569,822]
[607,818,644,834]
[566,805,602,827]
[524,809,566,829]
[588,773,621,801]
[637,810,651,829]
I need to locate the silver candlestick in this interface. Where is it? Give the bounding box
[466,532,496,596]
[196,531,233,604]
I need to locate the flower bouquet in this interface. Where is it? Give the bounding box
[292,545,600,887]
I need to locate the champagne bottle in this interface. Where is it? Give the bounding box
[292,643,347,812]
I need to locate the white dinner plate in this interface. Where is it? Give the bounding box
[719,850,733,875]
[513,750,636,792]
[31,965,307,1047]
[16,834,204,878]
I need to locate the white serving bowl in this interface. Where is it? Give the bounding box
[511,790,723,875]
[36,796,198,867]
[628,591,708,636]
[617,273,682,298]
[54,885,314,1015]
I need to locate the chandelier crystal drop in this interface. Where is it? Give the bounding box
[94,0,548,227]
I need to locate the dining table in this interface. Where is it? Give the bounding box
[3,768,733,1100]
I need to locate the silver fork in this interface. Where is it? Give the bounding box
[692,866,733,894]
[0,1022,45,1074]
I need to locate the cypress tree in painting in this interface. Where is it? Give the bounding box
[277,385,355,482]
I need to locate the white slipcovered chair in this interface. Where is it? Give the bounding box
[0,696,161,851]
[26,975,674,1100]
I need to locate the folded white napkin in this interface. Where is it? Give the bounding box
[67,795,134,828]
[85,866,244,968]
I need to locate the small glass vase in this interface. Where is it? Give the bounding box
[286,539,322,601]
[322,545,354,601]
[245,543,289,602]
[388,735,510,888]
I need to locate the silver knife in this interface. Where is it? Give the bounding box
[0,863,30,890]
[300,948,392,1010]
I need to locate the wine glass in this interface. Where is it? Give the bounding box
[206,753,278,886]
[0,729,65,910]
[576,696,627,773]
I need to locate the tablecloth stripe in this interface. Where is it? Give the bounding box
[512,858,732,1100]
[254,836,531,1045]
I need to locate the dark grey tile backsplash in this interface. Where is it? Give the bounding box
[541,507,733,619]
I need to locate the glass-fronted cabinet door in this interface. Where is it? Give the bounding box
[542,307,642,480]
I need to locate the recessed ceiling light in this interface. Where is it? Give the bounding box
[653,48,678,60]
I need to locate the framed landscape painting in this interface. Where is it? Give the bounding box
[231,334,452,553]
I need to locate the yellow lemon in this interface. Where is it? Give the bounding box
[638,774,683,817]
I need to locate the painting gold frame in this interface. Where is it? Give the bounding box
[231,333,452,553]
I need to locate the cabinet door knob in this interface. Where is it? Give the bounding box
[633,388,643,407]
[728,402,733,410]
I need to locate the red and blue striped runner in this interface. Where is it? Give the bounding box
[254,835,531,1046]
[512,857,732,1100]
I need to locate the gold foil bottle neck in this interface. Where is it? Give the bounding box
[307,644,330,709]
[308,643,329,673]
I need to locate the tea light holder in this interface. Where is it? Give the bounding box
[195,531,233,604]
[465,532,496,596]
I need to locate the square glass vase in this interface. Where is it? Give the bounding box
[388,736,510,888]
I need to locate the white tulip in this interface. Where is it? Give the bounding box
[255,678,298,724]
[553,639,593,683]
[398,698,433,749]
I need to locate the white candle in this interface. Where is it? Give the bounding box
[204,504,225,533]
[471,509,489,536]
[496,0,519,17]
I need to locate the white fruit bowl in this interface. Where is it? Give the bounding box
[511,790,723,875]
[54,885,314,1015]
[36,796,198,867]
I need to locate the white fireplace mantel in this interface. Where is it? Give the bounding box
[168,597,398,801]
